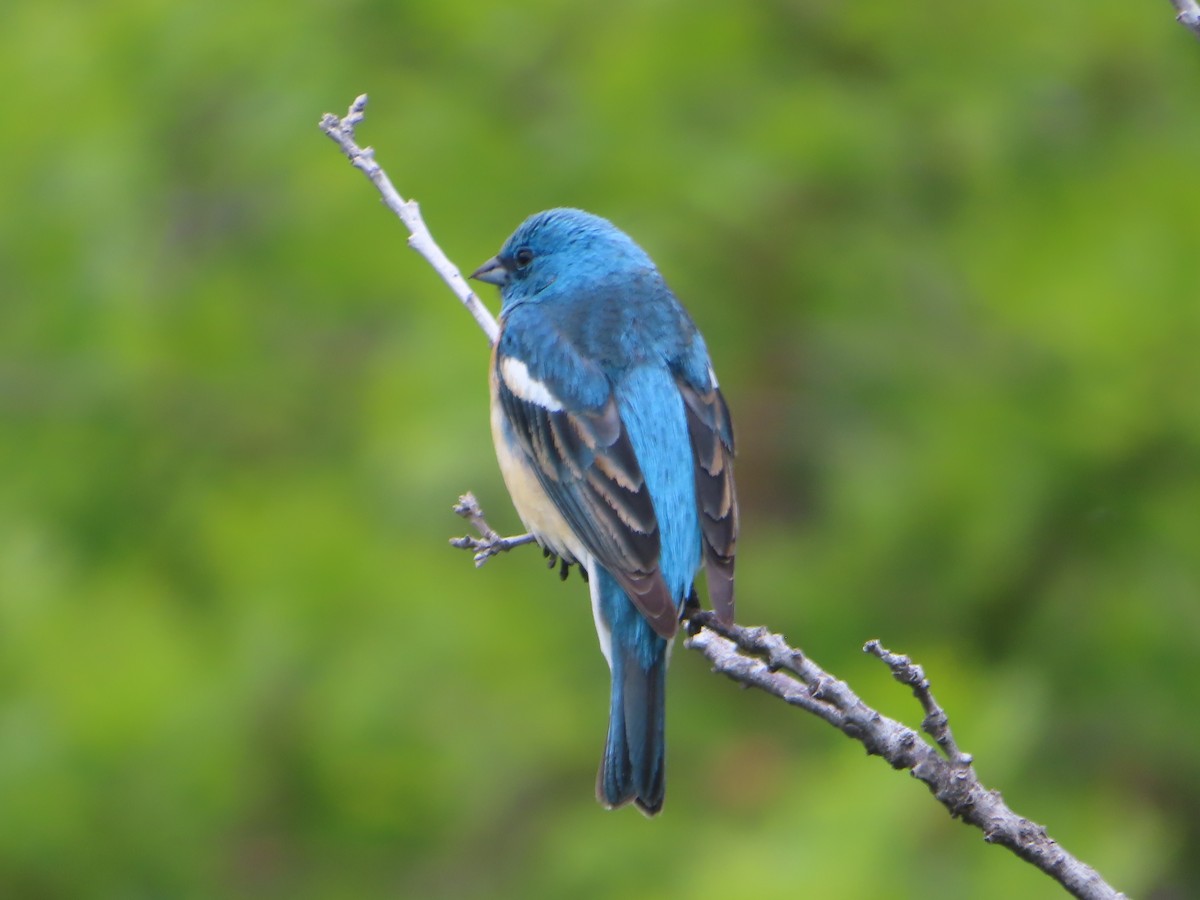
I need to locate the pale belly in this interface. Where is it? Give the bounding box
[489,370,589,566]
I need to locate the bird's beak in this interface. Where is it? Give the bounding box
[470,256,509,287]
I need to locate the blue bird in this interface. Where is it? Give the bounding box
[471,209,737,815]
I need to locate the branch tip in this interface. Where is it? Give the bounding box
[1171,0,1200,37]
[316,94,500,345]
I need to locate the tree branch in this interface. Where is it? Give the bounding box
[1170,0,1200,39]
[448,497,1124,899]
[319,95,500,345]
[321,94,1127,900]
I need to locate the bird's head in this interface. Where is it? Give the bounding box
[471,208,656,310]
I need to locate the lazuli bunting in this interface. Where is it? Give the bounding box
[471,208,737,815]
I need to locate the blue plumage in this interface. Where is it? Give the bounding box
[473,208,737,815]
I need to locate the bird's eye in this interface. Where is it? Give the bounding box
[514,247,535,268]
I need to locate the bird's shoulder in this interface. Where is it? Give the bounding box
[496,306,612,414]
[502,270,705,385]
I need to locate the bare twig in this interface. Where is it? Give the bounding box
[864,639,972,766]
[450,492,536,566]
[319,95,500,344]
[687,613,1124,900]
[321,95,1127,900]
[1171,0,1200,38]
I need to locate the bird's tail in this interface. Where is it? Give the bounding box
[595,572,670,816]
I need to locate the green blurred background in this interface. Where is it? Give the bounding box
[2,1,1198,897]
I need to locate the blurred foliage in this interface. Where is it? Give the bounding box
[1,0,1197,897]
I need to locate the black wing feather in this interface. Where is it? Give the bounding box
[679,378,737,625]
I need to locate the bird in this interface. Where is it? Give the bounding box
[471,208,737,816]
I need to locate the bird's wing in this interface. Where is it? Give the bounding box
[494,344,680,639]
[677,370,737,625]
